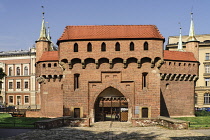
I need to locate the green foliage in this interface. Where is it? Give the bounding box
[0,113,50,128]
[0,67,6,79]
[175,116,210,128]
[195,110,210,116]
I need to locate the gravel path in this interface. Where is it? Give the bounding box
[2,121,210,140]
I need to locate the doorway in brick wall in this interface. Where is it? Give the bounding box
[94,87,128,122]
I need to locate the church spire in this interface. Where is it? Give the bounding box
[187,12,197,42]
[37,6,48,41]
[177,23,184,51]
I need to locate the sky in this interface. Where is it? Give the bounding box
[0,0,210,51]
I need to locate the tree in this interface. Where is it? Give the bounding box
[0,68,6,79]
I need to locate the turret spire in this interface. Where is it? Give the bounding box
[37,6,48,41]
[187,12,197,42]
[177,23,184,51]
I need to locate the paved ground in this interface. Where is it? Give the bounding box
[1,121,210,140]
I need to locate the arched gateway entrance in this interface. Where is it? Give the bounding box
[94,87,128,122]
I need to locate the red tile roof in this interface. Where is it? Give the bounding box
[164,50,197,62]
[58,25,164,41]
[38,51,59,62]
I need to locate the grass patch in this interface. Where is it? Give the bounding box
[175,116,210,128]
[0,113,50,128]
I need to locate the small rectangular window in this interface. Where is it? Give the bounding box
[16,82,20,89]
[17,96,21,104]
[9,82,13,89]
[142,108,148,118]
[205,65,210,73]
[74,74,80,90]
[25,81,29,89]
[142,73,148,89]
[206,53,210,60]
[24,96,29,103]
[9,96,13,103]
[74,108,80,118]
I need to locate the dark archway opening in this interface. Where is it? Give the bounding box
[94,87,128,122]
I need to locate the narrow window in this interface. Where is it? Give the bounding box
[115,42,120,51]
[130,42,134,51]
[25,81,29,89]
[74,43,78,52]
[9,82,13,89]
[54,63,57,67]
[17,96,21,104]
[74,108,80,118]
[144,42,148,50]
[87,42,92,52]
[74,74,80,90]
[24,96,29,103]
[166,83,170,89]
[48,63,51,67]
[101,42,106,51]
[16,82,20,89]
[142,108,148,118]
[142,73,148,89]
[43,64,46,68]
[206,53,210,60]
[16,67,20,76]
[204,93,210,104]
[9,96,13,103]
[24,66,28,75]
[195,93,197,105]
[205,78,210,86]
[9,67,12,76]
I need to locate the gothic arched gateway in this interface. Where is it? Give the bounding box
[94,87,128,122]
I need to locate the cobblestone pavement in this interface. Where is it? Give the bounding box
[2,121,210,140]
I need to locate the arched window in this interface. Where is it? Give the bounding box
[115,42,120,51]
[195,93,198,105]
[130,42,134,51]
[144,42,148,50]
[87,42,92,52]
[9,67,12,76]
[204,93,210,104]
[74,43,78,52]
[24,66,28,76]
[101,42,106,51]
[16,67,20,76]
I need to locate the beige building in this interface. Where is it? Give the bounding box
[166,14,210,109]
[0,48,38,109]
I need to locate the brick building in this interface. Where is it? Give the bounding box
[0,49,37,109]
[27,13,199,124]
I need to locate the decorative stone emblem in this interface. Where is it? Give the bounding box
[36,76,45,84]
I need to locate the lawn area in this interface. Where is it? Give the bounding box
[175,116,210,128]
[0,113,50,128]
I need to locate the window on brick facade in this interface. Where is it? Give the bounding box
[9,82,13,89]
[24,81,29,89]
[101,42,106,51]
[24,66,28,75]
[87,42,92,52]
[17,96,21,104]
[130,42,134,51]
[54,63,57,67]
[204,93,210,104]
[16,82,20,89]
[142,108,148,118]
[205,65,210,73]
[74,108,80,118]
[195,93,197,105]
[43,64,46,68]
[9,96,13,103]
[142,72,148,89]
[144,42,148,50]
[48,63,51,67]
[9,67,12,76]
[16,67,20,76]
[74,74,80,90]
[74,43,78,52]
[115,42,120,51]
[206,53,210,60]
[24,96,29,103]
